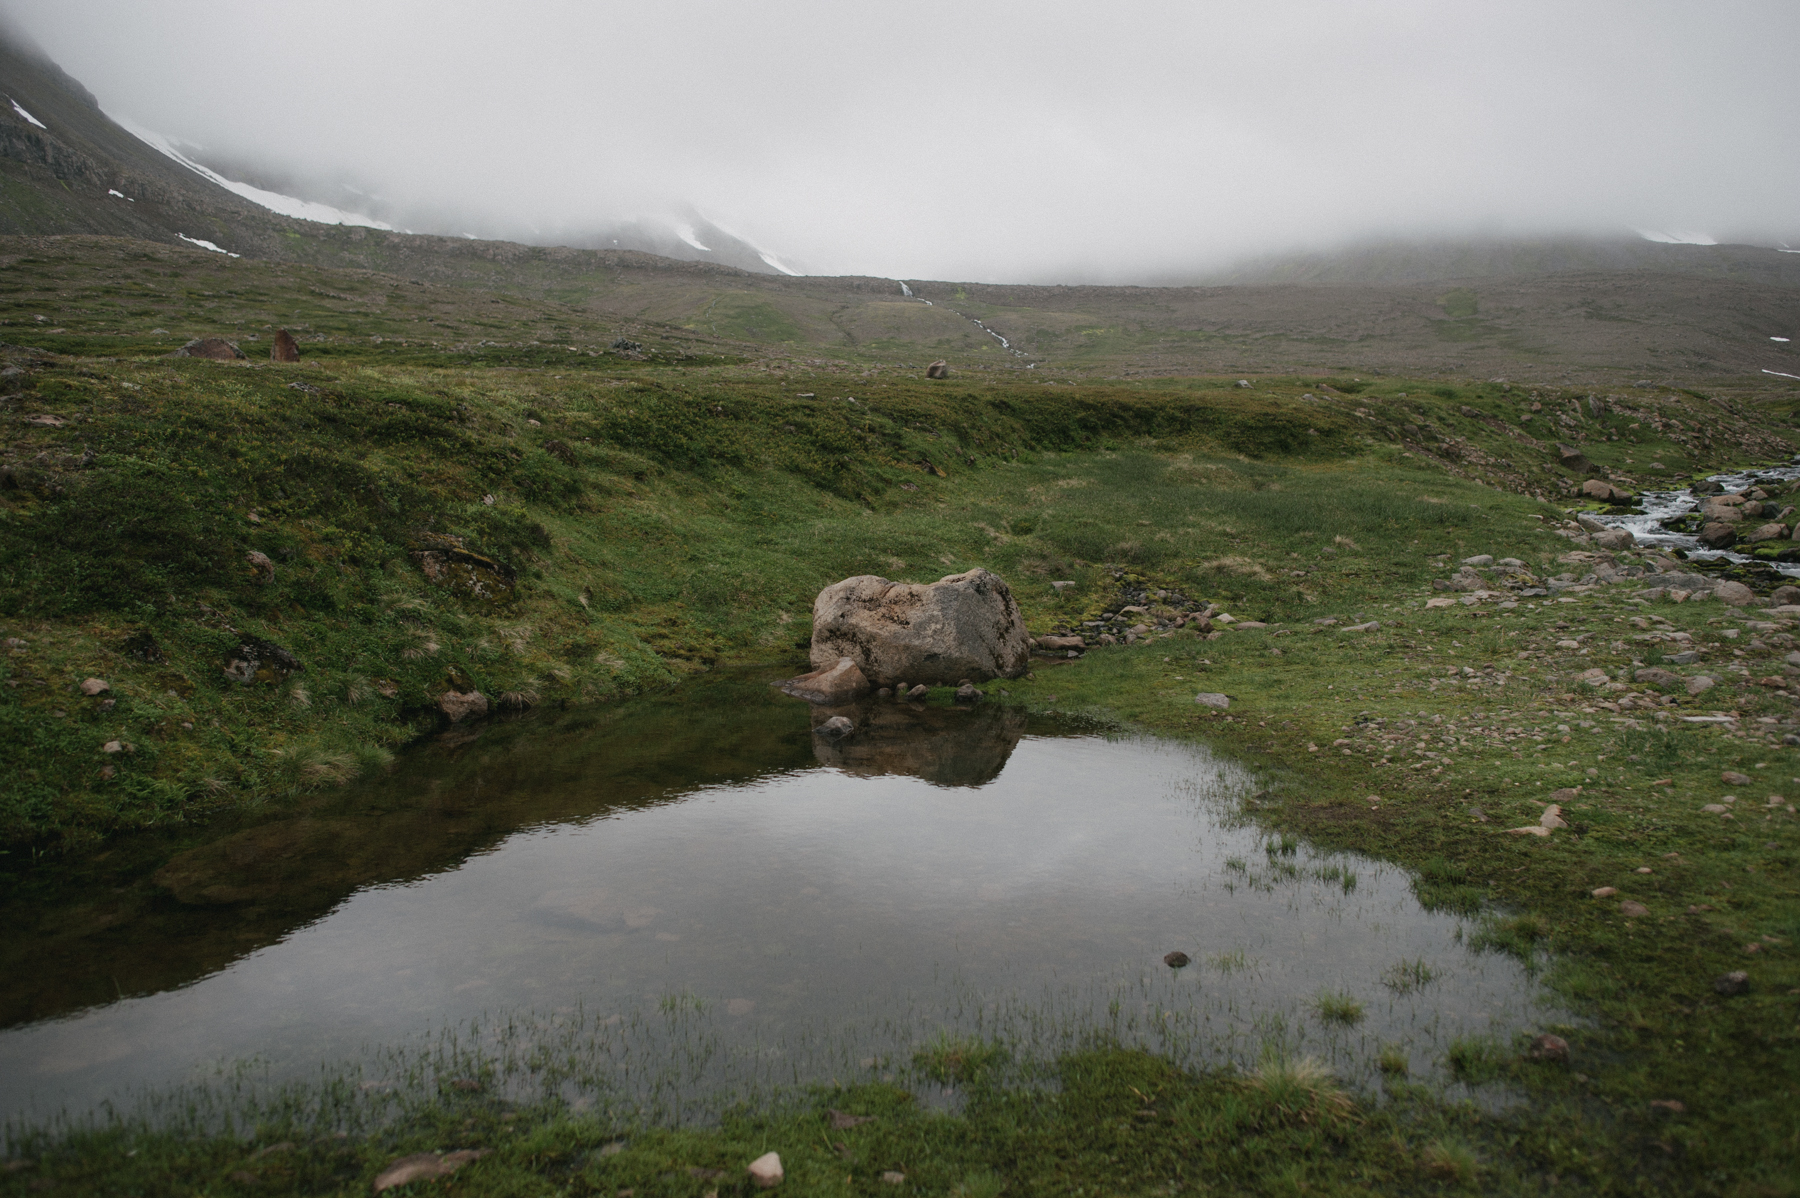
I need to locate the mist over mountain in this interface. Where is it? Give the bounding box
[4,0,1797,285]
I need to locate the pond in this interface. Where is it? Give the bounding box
[0,671,1562,1125]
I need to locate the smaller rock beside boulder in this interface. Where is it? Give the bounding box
[776,658,871,704]
[1194,692,1230,710]
[173,337,246,361]
[815,715,855,738]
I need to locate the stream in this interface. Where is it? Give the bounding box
[1586,458,1800,575]
[0,671,1562,1125]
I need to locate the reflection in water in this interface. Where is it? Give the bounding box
[0,670,1563,1124]
[809,699,1027,787]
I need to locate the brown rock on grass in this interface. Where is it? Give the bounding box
[271,328,301,362]
[1722,770,1752,785]
[809,568,1031,686]
[925,360,949,379]
[439,690,488,723]
[174,337,245,361]
[1528,1033,1570,1063]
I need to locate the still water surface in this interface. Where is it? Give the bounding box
[0,674,1560,1121]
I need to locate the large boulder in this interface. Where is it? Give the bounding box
[1581,479,1633,502]
[1698,523,1738,548]
[809,568,1031,686]
[271,328,301,362]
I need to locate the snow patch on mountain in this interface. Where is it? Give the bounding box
[1637,228,1717,246]
[177,233,238,257]
[674,223,712,252]
[115,115,396,231]
[757,251,800,276]
[8,98,45,128]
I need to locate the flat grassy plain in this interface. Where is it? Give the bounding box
[3,237,1799,1195]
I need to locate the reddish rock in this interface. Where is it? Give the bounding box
[777,657,872,704]
[271,328,301,362]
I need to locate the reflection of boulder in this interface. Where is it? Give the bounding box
[809,700,1025,787]
[153,818,363,905]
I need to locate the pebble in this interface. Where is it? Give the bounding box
[1193,692,1230,709]
[1591,886,1618,898]
[1634,867,1652,874]
[1722,771,1752,785]
[79,678,109,696]
[1714,971,1750,996]
[747,1151,784,1188]
[1619,900,1650,917]
[1527,1033,1570,1063]
[882,1172,907,1185]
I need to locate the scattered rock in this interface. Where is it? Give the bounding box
[1619,900,1650,917]
[1701,804,1730,814]
[1664,651,1697,665]
[1344,620,1380,632]
[1557,443,1598,474]
[411,535,516,601]
[79,677,109,696]
[905,684,928,699]
[809,568,1031,686]
[1507,824,1552,837]
[1235,379,1251,388]
[102,740,122,753]
[1163,951,1191,968]
[223,637,303,685]
[374,1150,488,1191]
[775,657,871,704]
[1746,522,1790,543]
[1539,804,1567,829]
[173,337,246,361]
[925,360,949,379]
[747,1151,784,1188]
[1698,523,1738,549]
[245,549,275,584]
[271,328,301,362]
[1714,580,1756,606]
[1634,667,1682,688]
[1723,770,1753,785]
[816,715,855,738]
[1050,580,1076,591]
[1686,675,1715,695]
[1713,971,1750,996]
[1425,596,1457,609]
[882,1172,907,1185]
[1594,528,1635,551]
[1592,886,1618,898]
[953,683,984,702]
[1034,635,1086,652]
[1580,479,1633,501]
[1576,668,1610,684]
[1528,1033,1570,1063]
[1193,692,1230,710]
[438,690,489,723]
[1461,554,1494,566]
[1773,585,1800,606]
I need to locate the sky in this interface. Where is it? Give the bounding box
[4,0,1797,282]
